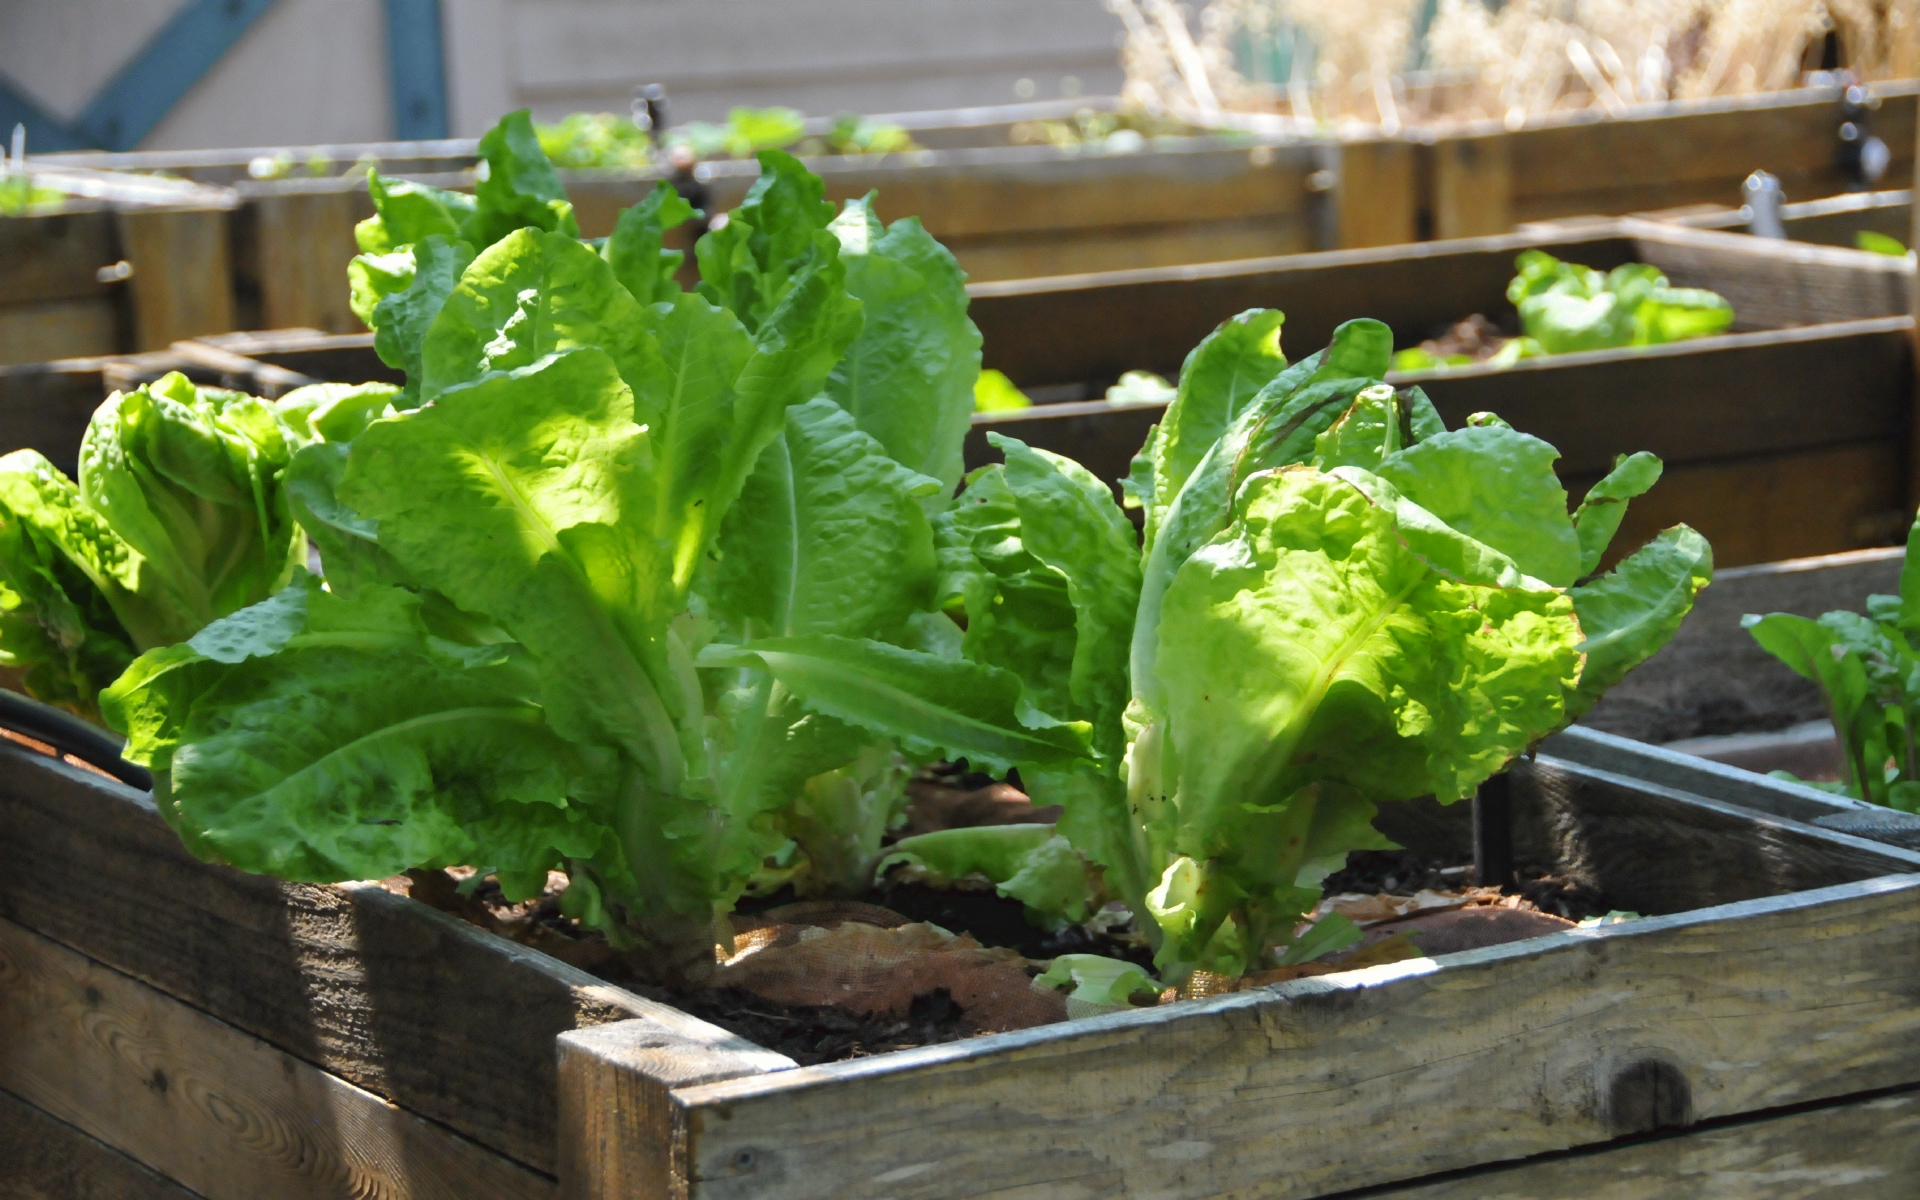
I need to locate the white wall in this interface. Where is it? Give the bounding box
[0,0,392,151]
[0,0,1123,151]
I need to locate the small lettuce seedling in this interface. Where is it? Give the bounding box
[1746,517,1920,809]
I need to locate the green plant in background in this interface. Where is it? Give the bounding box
[1509,250,1734,353]
[534,112,656,170]
[1391,251,1735,374]
[1856,230,1907,256]
[0,374,304,720]
[1746,516,1920,809]
[882,309,1712,980]
[973,369,1031,412]
[0,173,65,215]
[671,106,809,160]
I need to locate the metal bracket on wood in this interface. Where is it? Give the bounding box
[1473,772,1516,890]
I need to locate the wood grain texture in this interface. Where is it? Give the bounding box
[1502,85,1918,225]
[1336,138,1419,248]
[1372,1088,1920,1199]
[1431,133,1513,240]
[538,757,1920,1200]
[114,209,236,351]
[0,298,121,367]
[557,1022,793,1200]
[0,207,120,306]
[673,872,1920,1200]
[0,357,112,476]
[0,918,555,1200]
[245,188,372,334]
[0,1086,206,1200]
[967,221,1909,390]
[1580,546,1907,743]
[0,743,710,1175]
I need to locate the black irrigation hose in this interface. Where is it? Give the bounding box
[0,689,152,791]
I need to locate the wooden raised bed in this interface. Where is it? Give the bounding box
[6,700,1920,1198]
[0,171,243,367]
[964,217,1916,569]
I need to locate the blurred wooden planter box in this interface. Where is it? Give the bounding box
[1658,187,1911,251]
[0,172,242,367]
[37,105,1344,334]
[1200,79,1920,243]
[6,712,1920,1198]
[964,217,1915,570]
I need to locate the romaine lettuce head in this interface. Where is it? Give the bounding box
[1509,251,1734,354]
[941,317,1712,981]
[78,372,303,638]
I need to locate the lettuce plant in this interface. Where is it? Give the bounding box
[1745,517,1920,809]
[882,312,1713,980]
[0,374,303,719]
[1509,250,1733,354]
[105,118,1049,972]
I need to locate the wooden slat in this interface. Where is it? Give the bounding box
[0,297,122,367]
[1504,86,1919,222]
[1336,138,1419,248]
[672,870,1920,1200]
[245,188,373,335]
[1431,133,1514,240]
[940,216,1319,284]
[0,918,555,1200]
[968,321,1913,514]
[969,227,1647,387]
[0,1085,207,1200]
[0,207,120,306]
[0,744,762,1175]
[556,1021,794,1200]
[536,757,1920,1200]
[115,208,236,351]
[1564,437,1907,570]
[1373,1087,1920,1199]
[1626,221,1913,327]
[0,357,112,476]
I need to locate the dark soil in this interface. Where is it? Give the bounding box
[1321,849,1615,922]
[628,985,978,1066]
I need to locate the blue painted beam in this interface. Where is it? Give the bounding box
[75,0,283,152]
[385,0,449,140]
[0,75,87,152]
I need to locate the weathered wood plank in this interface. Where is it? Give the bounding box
[1371,1087,1920,1199]
[1624,222,1913,328]
[0,1085,206,1200]
[0,357,113,476]
[671,871,1920,1200]
[1336,138,1419,248]
[244,187,373,335]
[0,918,555,1200]
[556,1021,793,1200]
[0,207,120,307]
[1431,133,1513,240]
[0,743,755,1175]
[0,298,121,367]
[114,208,236,352]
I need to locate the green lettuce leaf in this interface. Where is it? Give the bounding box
[696,149,836,331]
[1568,524,1713,719]
[604,181,698,305]
[461,109,581,250]
[823,197,982,500]
[881,823,1098,923]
